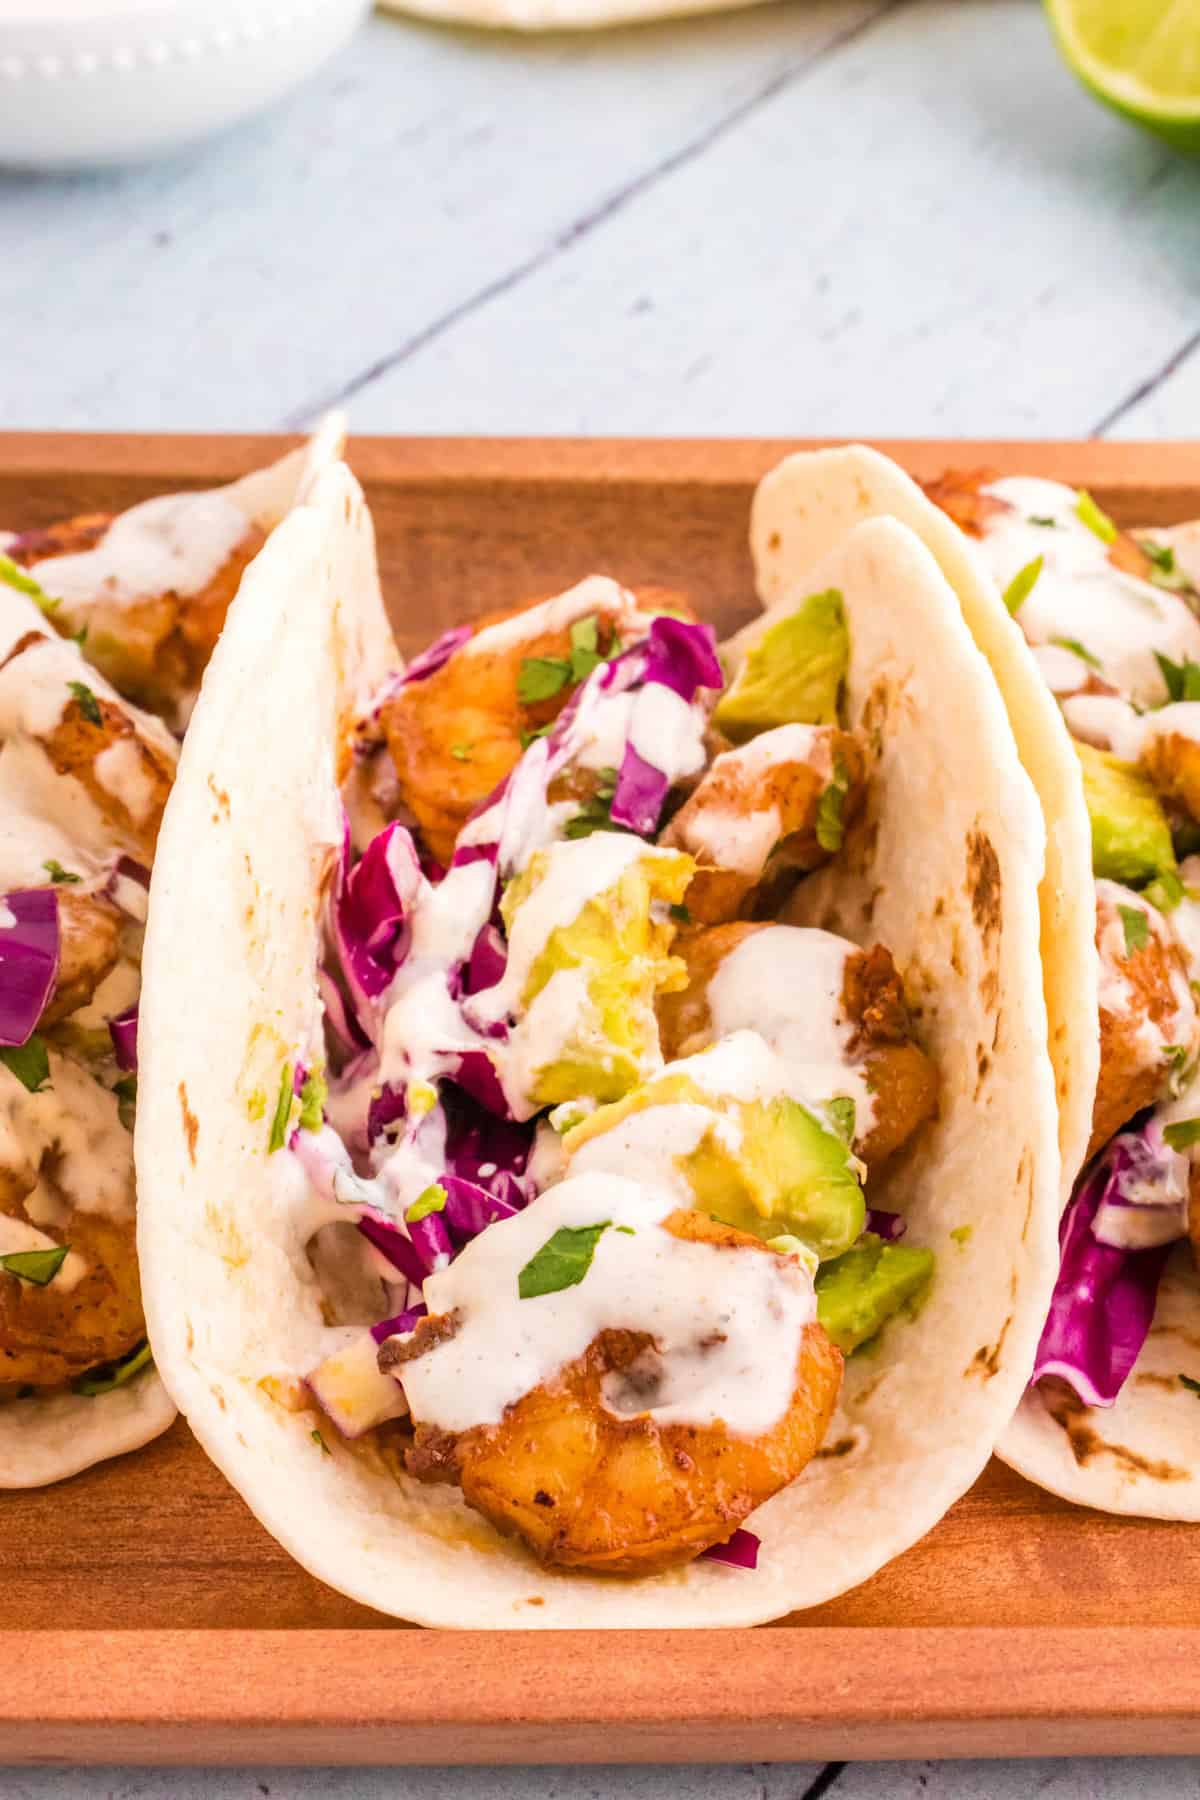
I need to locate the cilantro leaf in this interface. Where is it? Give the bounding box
[68,680,102,726]
[0,552,58,614]
[312,1428,331,1454]
[42,859,80,885]
[267,1061,293,1154]
[669,903,692,925]
[1050,636,1101,670]
[1154,651,1200,704]
[450,743,473,762]
[0,1244,69,1286]
[568,614,605,683]
[1002,555,1043,615]
[0,1035,50,1094]
[815,756,850,853]
[1163,1118,1200,1152]
[517,656,572,706]
[518,1221,612,1299]
[1028,515,1060,528]
[1118,903,1150,955]
[518,722,554,751]
[406,1183,448,1223]
[74,1341,153,1397]
[1075,489,1117,544]
[565,769,621,840]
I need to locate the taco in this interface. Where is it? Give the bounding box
[751,445,1200,1519]
[136,455,1058,1626]
[0,423,342,1489]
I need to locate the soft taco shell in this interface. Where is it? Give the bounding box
[136,483,1059,1626]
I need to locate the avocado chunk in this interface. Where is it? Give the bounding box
[501,841,693,1114]
[1076,741,1177,886]
[714,589,848,742]
[815,1236,935,1354]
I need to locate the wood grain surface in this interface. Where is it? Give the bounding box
[3,432,1200,1762]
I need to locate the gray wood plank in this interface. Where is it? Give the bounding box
[344,0,1200,437]
[0,1,882,431]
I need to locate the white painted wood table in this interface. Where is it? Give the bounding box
[2,2,1199,1793]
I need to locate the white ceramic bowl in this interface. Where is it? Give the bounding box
[0,0,370,168]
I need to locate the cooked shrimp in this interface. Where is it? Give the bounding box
[1141,729,1200,827]
[5,512,264,725]
[656,923,936,1167]
[0,1206,143,1395]
[401,1209,841,1574]
[1091,882,1196,1160]
[382,588,691,866]
[42,888,125,1026]
[660,725,866,924]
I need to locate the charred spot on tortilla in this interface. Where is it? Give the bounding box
[207,775,230,816]
[816,1435,857,1459]
[969,1308,1012,1380]
[1042,1380,1191,1481]
[178,1080,199,1164]
[966,828,1002,943]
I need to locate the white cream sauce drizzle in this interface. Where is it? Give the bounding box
[0,1213,88,1293]
[975,477,1200,709]
[30,489,249,608]
[674,724,830,875]
[706,927,876,1129]
[1094,879,1198,1070]
[393,1171,814,1438]
[456,575,645,660]
[0,1051,133,1228]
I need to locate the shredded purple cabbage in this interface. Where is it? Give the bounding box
[370,1303,427,1346]
[701,1527,760,1570]
[332,821,422,1022]
[357,1210,427,1288]
[0,888,59,1047]
[108,1004,138,1072]
[642,615,722,701]
[441,1175,520,1243]
[610,744,670,837]
[1032,1121,1178,1408]
[403,625,473,684]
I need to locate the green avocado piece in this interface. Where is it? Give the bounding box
[681,1094,865,1261]
[1076,741,1177,886]
[713,588,848,742]
[815,1236,935,1354]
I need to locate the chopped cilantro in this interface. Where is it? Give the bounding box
[1050,636,1101,670]
[1118,903,1150,955]
[0,552,58,614]
[267,1061,293,1154]
[1163,1118,1200,1152]
[406,1183,448,1223]
[568,614,606,683]
[74,1341,153,1397]
[517,656,572,706]
[312,1428,332,1454]
[1075,489,1117,544]
[1179,1374,1200,1397]
[71,625,88,647]
[1028,515,1060,528]
[1002,555,1043,615]
[0,1035,50,1094]
[42,859,80,885]
[669,903,692,925]
[1154,651,1200,704]
[1139,539,1189,592]
[450,743,474,762]
[518,721,554,751]
[0,1244,69,1286]
[114,1072,137,1129]
[518,1221,611,1299]
[815,756,850,853]
[565,767,621,840]
[298,1067,327,1133]
[68,680,102,726]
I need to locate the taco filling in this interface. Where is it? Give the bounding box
[0,428,339,1486]
[926,470,1200,1412]
[286,579,941,1573]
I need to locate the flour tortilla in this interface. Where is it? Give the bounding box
[378,0,768,31]
[137,464,1059,1624]
[750,444,1099,1211]
[0,420,344,1491]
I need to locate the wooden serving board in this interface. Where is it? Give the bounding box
[4,433,1200,1765]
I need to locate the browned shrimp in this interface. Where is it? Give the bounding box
[41,888,125,1026]
[400,1209,841,1574]
[5,512,264,723]
[660,726,866,925]
[383,588,691,866]
[0,1208,143,1395]
[1091,884,1195,1161]
[657,923,936,1168]
[1141,729,1200,826]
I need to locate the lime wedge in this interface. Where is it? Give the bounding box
[1045,0,1200,151]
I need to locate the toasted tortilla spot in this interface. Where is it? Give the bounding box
[966,828,1002,942]
[816,1436,857,1460]
[178,1081,199,1165]
[1043,1381,1191,1482]
[207,775,231,815]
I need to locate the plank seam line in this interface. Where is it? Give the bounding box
[284,0,908,426]
[1090,324,1200,438]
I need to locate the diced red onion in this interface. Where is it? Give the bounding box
[0,888,59,1047]
[366,1082,407,1146]
[701,1527,760,1570]
[865,1209,906,1242]
[108,1003,139,1072]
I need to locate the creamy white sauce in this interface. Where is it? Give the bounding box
[568,1099,726,1205]
[1061,693,1146,760]
[1031,643,1094,697]
[627,683,708,784]
[0,1212,88,1293]
[1142,702,1200,754]
[976,477,1200,708]
[1094,879,1198,1073]
[674,724,829,876]
[706,926,876,1129]
[0,1051,133,1227]
[93,737,158,825]
[1171,858,1200,969]
[69,955,141,1034]
[30,489,249,608]
[393,1171,815,1438]
[457,576,637,660]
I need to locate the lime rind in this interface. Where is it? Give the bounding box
[1045,0,1200,151]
